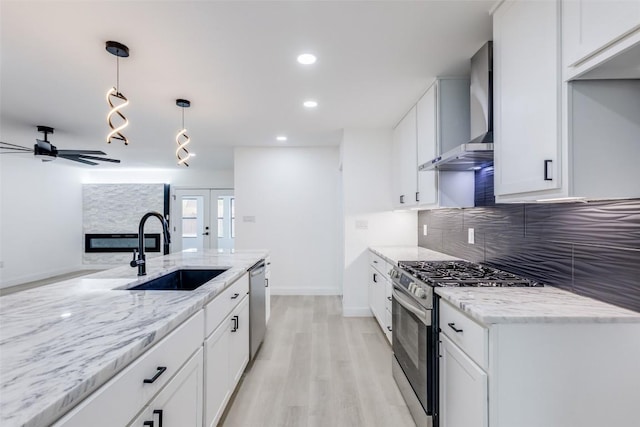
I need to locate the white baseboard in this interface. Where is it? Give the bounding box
[270,287,342,296]
[0,265,85,288]
[342,307,373,317]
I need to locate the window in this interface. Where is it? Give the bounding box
[182,198,198,238]
[217,197,224,238]
[231,197,235,238]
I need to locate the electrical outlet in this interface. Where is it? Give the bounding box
[468,228,475,245]
[423,224,428,236]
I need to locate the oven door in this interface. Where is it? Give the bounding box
[392,286,434,415]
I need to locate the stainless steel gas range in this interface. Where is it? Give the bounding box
[390,260,541,427]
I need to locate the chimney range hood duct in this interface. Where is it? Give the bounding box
[419,42,494,172]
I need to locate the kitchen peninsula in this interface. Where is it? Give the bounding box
[0,249,268,427]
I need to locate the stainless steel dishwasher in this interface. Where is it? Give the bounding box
[248,259,266,361]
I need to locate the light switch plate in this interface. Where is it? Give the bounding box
[355,220,368,230]
[423,224,428,236]
[468,228,475,244]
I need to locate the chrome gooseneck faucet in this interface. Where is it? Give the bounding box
[130,211,171,276]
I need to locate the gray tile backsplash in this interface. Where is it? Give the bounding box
[418,199,640,312]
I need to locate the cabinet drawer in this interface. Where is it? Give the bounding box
[205,273,249,338]
[370,252,390,276]
[440,300,488,369]
[53,311,204,427]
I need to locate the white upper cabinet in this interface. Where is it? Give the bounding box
[563,0,640,77]
[416,84,438,207]
[493,0,562,197]
[392,106,418,208]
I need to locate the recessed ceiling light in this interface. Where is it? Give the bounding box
[297,53,317,65]
[190,153,197,157]
[276,136,287,142]
[303,100,318,108]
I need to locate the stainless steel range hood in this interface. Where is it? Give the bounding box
[420,42,494,172]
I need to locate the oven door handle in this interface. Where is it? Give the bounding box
[392,289,431,326]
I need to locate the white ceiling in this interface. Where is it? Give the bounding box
[0,0,493,171]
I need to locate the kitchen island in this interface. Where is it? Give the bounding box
[0,249,267,427]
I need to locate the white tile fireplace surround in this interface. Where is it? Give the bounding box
[82,184,165,266]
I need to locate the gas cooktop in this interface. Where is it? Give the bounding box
[398,260,542,288]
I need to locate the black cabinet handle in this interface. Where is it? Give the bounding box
[544,160,553,181]
[153,410,163,427]
[387,296,392,301]
[143,366,167,384]
[448,322,463,333]
[400,195,405,204]
[231,293,240,299]
[143,422,154,427]
[265,278,269,288]
[387,326,393,332]
[415,192,419,202]
[373,273,378,283]
[231,315,239,332]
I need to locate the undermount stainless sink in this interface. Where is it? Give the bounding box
[121,269,228,291]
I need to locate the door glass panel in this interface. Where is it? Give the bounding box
[181,196,204,251]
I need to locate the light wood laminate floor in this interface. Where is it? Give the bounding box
[220,296,416,427]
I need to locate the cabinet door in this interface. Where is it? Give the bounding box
[204,322,231,427]
[229,295,250,388]
[369,266,377,316]
[493,0,561,196]
[130,348,204,427]
[416,83,438,206]
[439,335,487,427]
[392,122,404,208]
[394,106,418,207]
[563,0,640,67]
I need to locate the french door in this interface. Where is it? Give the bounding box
[171,188,235,253]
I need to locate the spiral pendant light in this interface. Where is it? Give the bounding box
[105,41,130,145]
[176,99,192,167]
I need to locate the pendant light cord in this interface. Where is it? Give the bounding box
[116,56,120,93]
[182,107,185,129]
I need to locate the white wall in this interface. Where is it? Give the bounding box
[0,157,84,287]
[82,168,234,188]
[234,147,341,295]
[341,129,417,316]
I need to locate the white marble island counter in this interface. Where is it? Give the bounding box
[0,249,267,427]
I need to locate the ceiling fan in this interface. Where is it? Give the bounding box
[0,126,121,166]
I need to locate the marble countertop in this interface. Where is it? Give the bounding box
[369,245,461,265]
[0,249,267,427]
[371,246,640,325]
[436,286,640,325]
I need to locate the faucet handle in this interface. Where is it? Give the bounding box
[130,249,138,268]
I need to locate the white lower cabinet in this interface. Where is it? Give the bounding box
[439,334,487,427]
[438,298,640,427]
[204,318,231,427]
[53,312,204,427]
[229,295,250,388]
[204,288,250,427]
[54,271,256,427]
[369,251,392,345]
[129,347,204,427]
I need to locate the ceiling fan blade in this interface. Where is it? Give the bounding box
[1,141,32,150]
[57,149,107,155]
[73,154,121,163]
[59,155,98,166]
